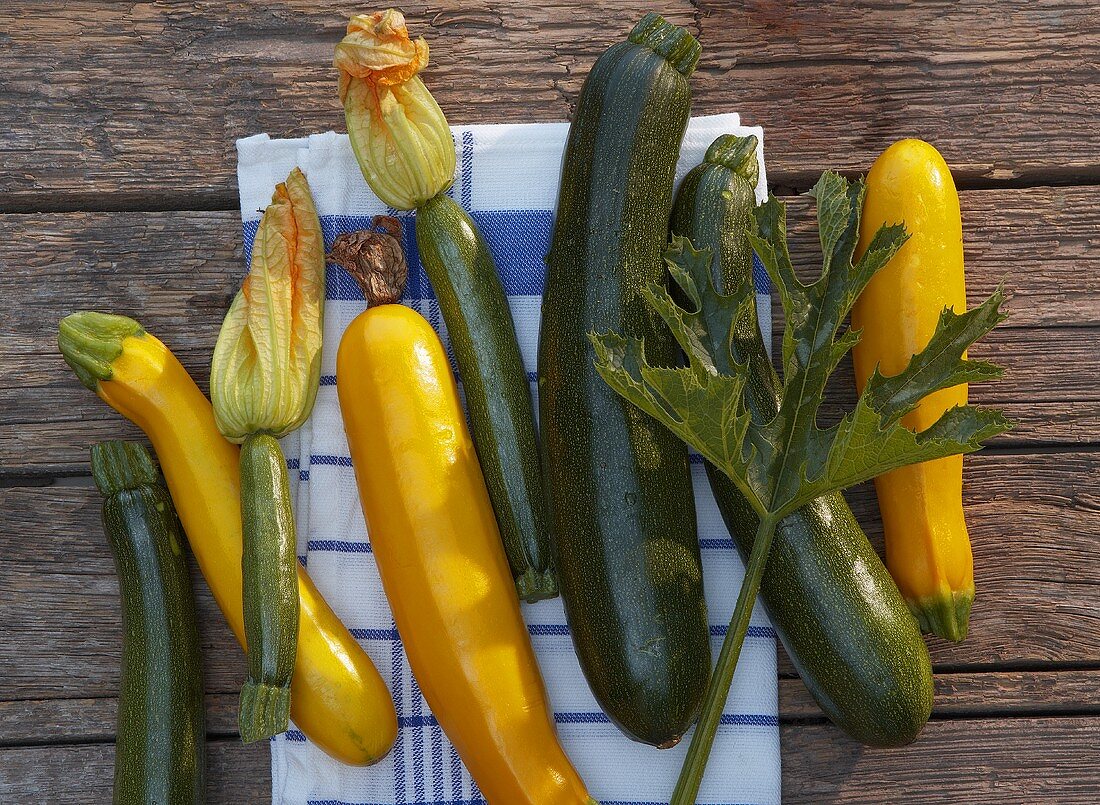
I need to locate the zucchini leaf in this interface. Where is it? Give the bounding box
[591,171,1011,522]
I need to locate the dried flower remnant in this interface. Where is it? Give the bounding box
[329,216,408,307]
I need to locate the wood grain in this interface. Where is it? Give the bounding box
[2,184,1098,475]
[0,694,241,746]
[1,451,1096,702]
[0,739,269,804]
[0,717,1095,803]
[2,1,1098,206]
[5,670,1096,747]
[779,670,1100,721]
[782,716,1100,803]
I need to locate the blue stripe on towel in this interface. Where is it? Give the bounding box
[245,211,770,300]
[391,620,407,805]
[309,454,354,467]
[307,539,372,554]
[552,711,777,728]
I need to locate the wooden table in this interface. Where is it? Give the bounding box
[1,2,1097,802]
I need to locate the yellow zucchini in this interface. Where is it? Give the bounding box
[852,139,974,641]
[58,312,398,764]
[335,252,593,804]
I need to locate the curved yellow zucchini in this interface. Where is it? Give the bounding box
[60,315,397,765]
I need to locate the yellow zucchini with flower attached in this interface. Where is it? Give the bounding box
[58,312,397,765]
[853,138,974,641]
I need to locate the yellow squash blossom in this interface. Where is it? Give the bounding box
[210,166,325,441]
[336,10,456,210]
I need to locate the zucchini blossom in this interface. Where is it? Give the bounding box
[211,167,325,442]
[336,9,456,210]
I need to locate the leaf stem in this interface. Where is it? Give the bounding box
[671,514,778,805]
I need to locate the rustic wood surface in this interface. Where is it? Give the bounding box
[0,0,1096,802]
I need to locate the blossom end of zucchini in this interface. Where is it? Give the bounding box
[211,168,325,441]
[238,679,292,743]
[58,311,145,391]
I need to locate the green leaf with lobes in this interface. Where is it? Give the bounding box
[591,170,1012,805]
[590,169,1012,527]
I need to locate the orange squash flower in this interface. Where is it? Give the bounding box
[336,10,456,210]
[211,167,326,442]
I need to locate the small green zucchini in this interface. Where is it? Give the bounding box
[238,432,299,741]
[671,134,933,747]
[416,192,556,602]
[539,13,709,747]
[92,440,205,803]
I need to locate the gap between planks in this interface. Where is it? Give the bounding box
[7,171,1100,217]
[3,669,1099,747]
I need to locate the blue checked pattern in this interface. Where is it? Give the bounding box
[238,117,780,805]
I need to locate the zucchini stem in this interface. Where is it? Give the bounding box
[627,12,701,77]
[515,566,558,603]
[671,515,778,805]
[238,432,299,743]
[58,311,144,391]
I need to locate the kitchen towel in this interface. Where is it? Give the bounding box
[237,113,780,805]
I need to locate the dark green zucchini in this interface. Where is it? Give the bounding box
[671,134,933,747]
[92,441,205,804]
[538,13,709,747]
[415,193,556,602]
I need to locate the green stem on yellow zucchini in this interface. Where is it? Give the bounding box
[671,515,778,805]
[238,432,299,743]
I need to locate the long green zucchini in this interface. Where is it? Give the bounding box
[416,194,556,602]
[538,13,709,747]
[671,134,933,747]
[92,441,205,804]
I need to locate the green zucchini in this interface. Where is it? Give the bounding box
[538,13,709,747]
[671,134,933,747]
[238,432,299,742]
[415,193,556,602]
[92,441,205,804]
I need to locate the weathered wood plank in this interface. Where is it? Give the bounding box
[1,717,1096,802]
[698,0,1098,63]
[2,1,1098,205]
[5,670,1096,747]
[0,451,1095,702]
[5,186,1095,332]
[2,185,1097,475]
[0,693,241,746]
[782,716,1100,803]
[779,670,1100,721]
[1,324,1091,477]
[0,739,269,804]
[696,0,1100,188]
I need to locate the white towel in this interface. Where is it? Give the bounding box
[237,113,780,805]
